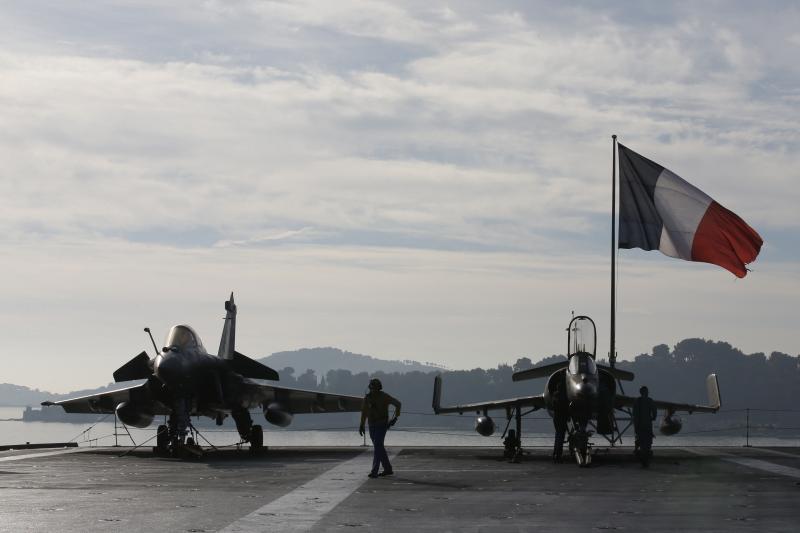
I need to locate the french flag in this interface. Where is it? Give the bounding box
[618,144,763,278]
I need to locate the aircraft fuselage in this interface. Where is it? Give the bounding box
[564,352,600,426]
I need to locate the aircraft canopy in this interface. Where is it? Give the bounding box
[568,316,596,358]
[164,325,205,352]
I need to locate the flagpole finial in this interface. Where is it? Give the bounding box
[612,134,617,140]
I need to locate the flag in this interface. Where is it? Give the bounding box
[617,143,762,278]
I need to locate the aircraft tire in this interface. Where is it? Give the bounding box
[155,425,169,454]
[250,425,263,452]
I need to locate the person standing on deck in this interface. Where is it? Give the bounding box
[359,378,401,478]
[633,385,657,464]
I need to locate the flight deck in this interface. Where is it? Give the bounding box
[1,446,798,532]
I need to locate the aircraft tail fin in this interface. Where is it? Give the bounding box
[706,373,721,411]
[432,374,443,414]
[512,360,568,382]
[218,292,237,359]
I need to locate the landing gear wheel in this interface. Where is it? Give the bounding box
[250,425,263,453]
[155,424,169,455]
[511,447,522,463]
[572,432,592,467]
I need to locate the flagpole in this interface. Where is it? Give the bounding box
[610,134,617,368]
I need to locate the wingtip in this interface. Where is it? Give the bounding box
[706,373,721,411]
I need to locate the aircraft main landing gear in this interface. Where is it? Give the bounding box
[249,425,263,453]
[501,404,524,463]
[232,408,266,454]
[154,424,169,455]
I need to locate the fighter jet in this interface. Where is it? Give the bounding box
[43,294,363,455]
[432,315,721,466]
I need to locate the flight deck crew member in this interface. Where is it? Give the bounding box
[632,385,657,457]
[359,378,401,478]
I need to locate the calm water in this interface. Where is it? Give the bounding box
[1,407,797,448]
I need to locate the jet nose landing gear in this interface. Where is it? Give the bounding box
[569,429,593,467]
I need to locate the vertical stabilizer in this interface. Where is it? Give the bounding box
[218,292,237,359]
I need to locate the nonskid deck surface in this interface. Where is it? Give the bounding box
[1,446,798,532]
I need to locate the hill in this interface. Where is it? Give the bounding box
[258,347,443,379]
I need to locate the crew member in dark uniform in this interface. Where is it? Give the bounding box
[633,385,657,465]
[359,378,402,478]
[551,381,569,462]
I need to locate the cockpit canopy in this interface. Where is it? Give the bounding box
[163,325,205,353]
[567,315,596,358]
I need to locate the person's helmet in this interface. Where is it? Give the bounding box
[368,378,382,391]
[639,386,649,396]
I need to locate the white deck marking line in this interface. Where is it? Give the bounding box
[0,447,89,463]
[744,448,800,459]
[684,448,800,480]
[397,469,516,472]
[219,449,400,533]
[722,457,800,479]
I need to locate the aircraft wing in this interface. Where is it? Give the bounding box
[240,381,364,413]
[615,374,721,414]
[41,380,169,415]
[512,361,568,382]
[432,374,545,414]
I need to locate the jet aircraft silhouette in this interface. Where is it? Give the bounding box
[433,315,721,466]
[44,294,362,455]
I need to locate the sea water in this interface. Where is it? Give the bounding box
[1,407,797,448]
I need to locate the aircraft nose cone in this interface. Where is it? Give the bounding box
[574,381,596,398]
[154,353,186,386]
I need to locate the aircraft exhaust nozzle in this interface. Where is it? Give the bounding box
[264,402,293,427]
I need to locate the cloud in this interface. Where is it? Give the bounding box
[1,1,798,389]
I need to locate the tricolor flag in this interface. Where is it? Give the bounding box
[618,144,762,278]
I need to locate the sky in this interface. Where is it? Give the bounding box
[1,1,798,392]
